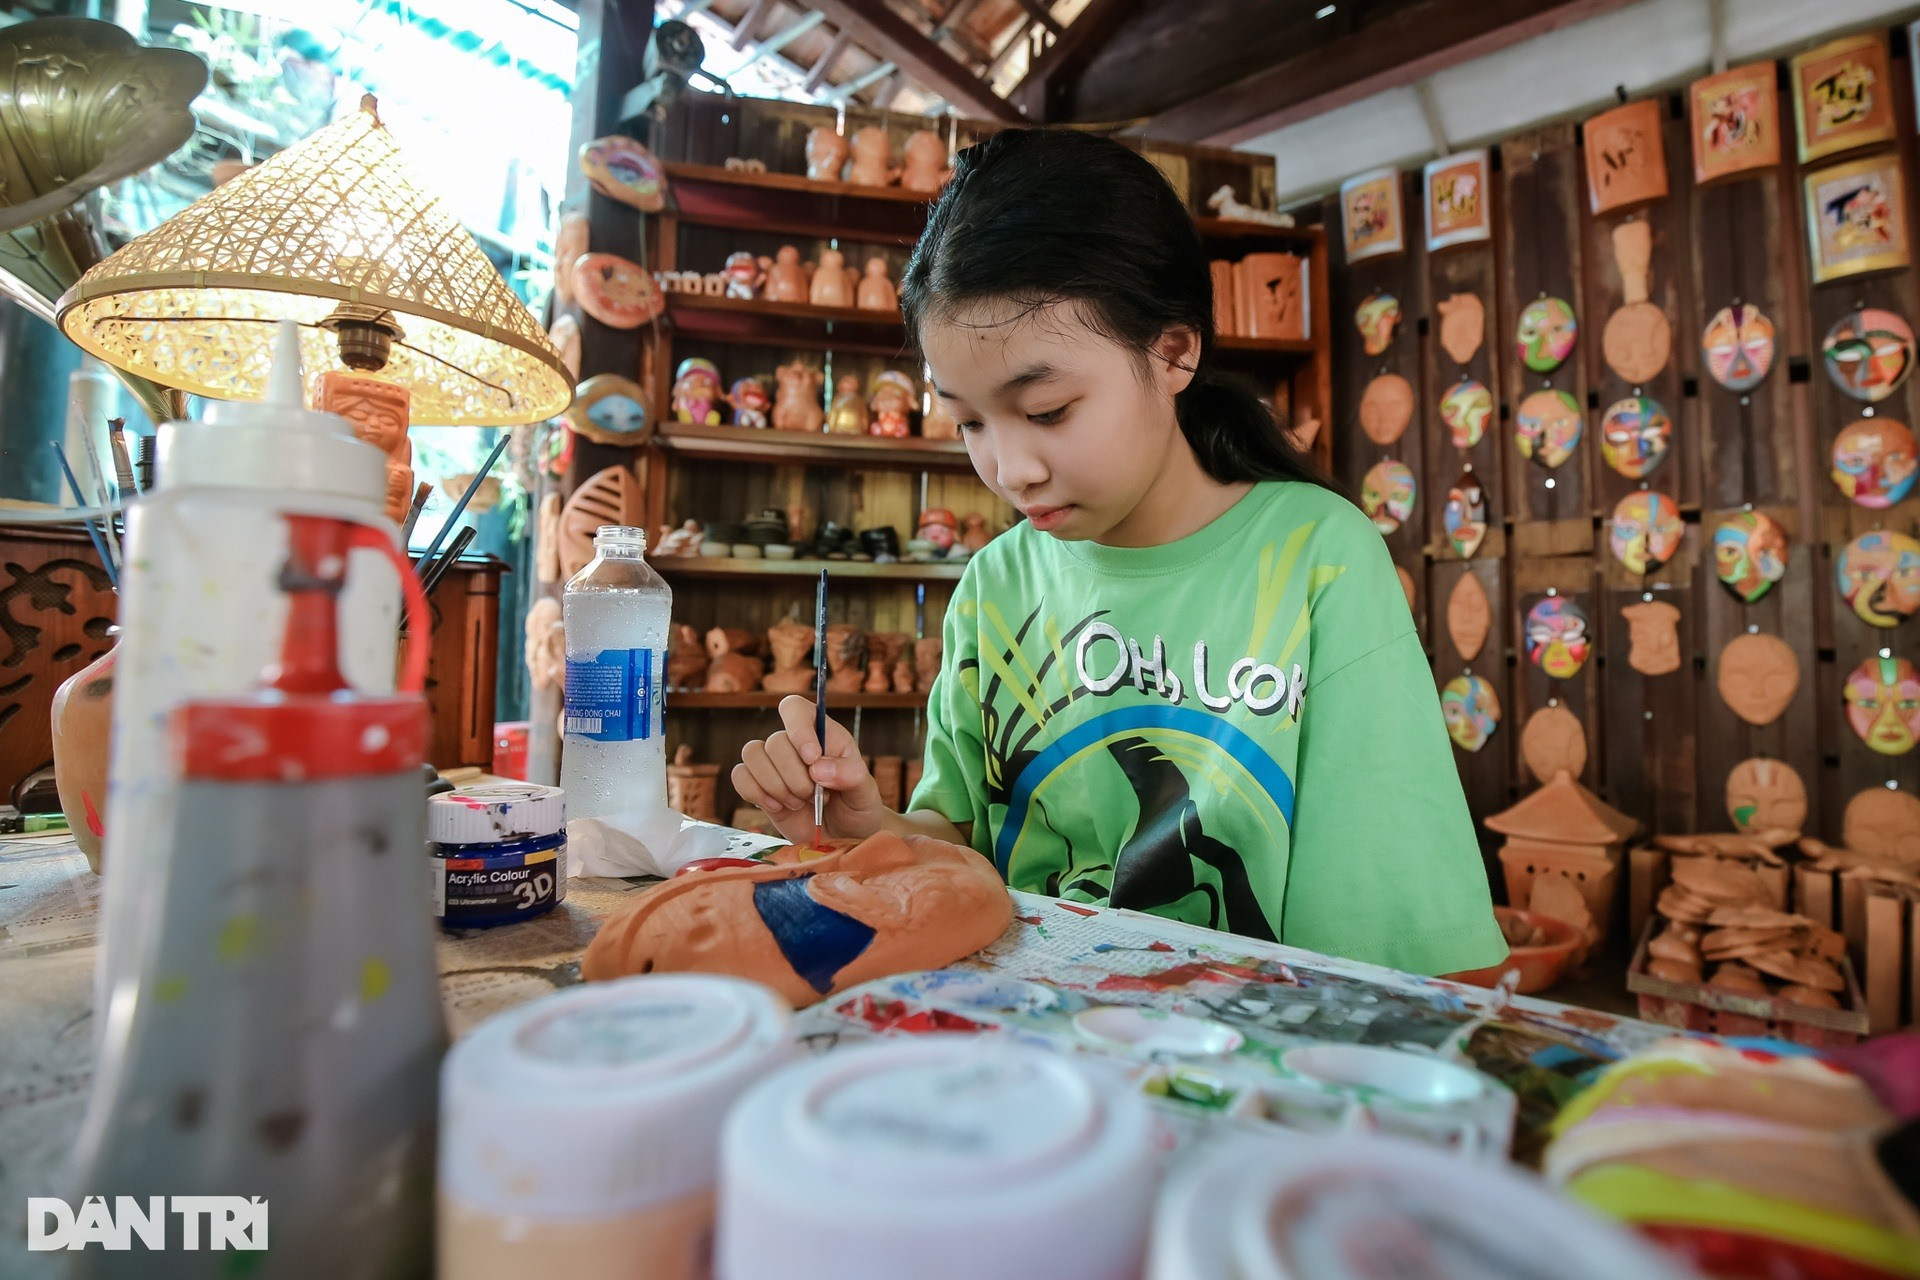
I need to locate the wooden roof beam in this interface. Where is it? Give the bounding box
[1011,0,1062,38]
[1005,0,1127,122]
[730,0,774,49]
[802,29,851,92]
[805,0,1024,121]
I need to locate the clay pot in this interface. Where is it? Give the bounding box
[667,744,721,824]
[1445,907,1579,994]
[51,646,114,873]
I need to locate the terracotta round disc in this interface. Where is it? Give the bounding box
[1717,633,1800,726]
[1359,374,1414,445]
[1602,301,1672,384]
[1446,572,1491,662]
[549,313,581,379]
[1725,758,1808,834]
[574,252,664,329]
[1843,787,1920,863]
[1522,705,1587,783]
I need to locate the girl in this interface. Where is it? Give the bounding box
[733,129,1503,976]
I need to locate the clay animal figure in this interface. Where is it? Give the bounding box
[856,257,898,311]
[805,125,848,182]
[1436,293,1485,365]
[1205,184,1294,226]
[1717,633,1799,726]
[811,248,851,308]
[900,129,952,194]
[764,246,809,303]
[772,361,825,432]
[580,831,1013,1006]
[844,126,896,187]
[1621,599,1682,676]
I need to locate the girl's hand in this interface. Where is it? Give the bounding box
[732,696,889,846]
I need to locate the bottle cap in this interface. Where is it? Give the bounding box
[715,1037,1158,1280]
[429,782,566,844]
[439,974,795,1219]
[594,524,648,555]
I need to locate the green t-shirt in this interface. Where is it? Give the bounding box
[910,479,1505,976]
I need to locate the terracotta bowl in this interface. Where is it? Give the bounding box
[1446,908,1581,994]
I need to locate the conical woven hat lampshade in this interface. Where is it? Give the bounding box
[57,97,570,426]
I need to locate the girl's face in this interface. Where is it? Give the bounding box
[921,300,1195,544]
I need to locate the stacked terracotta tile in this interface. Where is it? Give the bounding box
[1648,852,1846,1009]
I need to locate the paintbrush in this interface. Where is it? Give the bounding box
[813,568,829,846]
[419,524,477,597]
[399,481,432,546]
[106,418,137,497]
[77,420,121,571]
[51,442,117,589]
[416,432,509,574]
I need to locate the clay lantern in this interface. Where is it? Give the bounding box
[1485,770,1642,950]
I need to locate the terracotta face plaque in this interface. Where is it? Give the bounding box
[573,252,664,329]
[1516,297,1577,373]
[1727,758,1808,834]
[548,312,581,379]
[1436,292,1485,365]
[1842,786,1920,861]
[1446,572,1491,661]
[1701,303,1776,391]
[579,134,667,212]
[1792,32,1896,163]
[1443,471,1488,559]
[1844,655,1920,756]
[1714,511,1789,603]
[1690,63,1782,183]
[1441,674,1501,753]
[1423,151,1491,251]
[1830,418,1919,509]
[1359,373,1414,445]
[1525,597,1590,679]
[1805,154,1911,283]
[1718,633,1800,726]
[1585,98,1669,214]
[1439,378,1492,449]
[1837,530,1920,627]
[1598,396,1672,478]
[1602,303,1672,385]
[1621,600,1683,676]
[1609,491,1683,576]
[553,211,590,307]
[1515,389,1583,469]
[1821,308,1915,402]
[1355,293,1400,356]
[1362,459,1416,534]
[1522,705,1588,783]
[567,373,650,446]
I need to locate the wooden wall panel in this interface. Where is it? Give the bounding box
[1423,228,1508,565]
[1598,527,1699,834]
[1429,556,1511,872]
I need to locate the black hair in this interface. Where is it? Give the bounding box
[900,128,1334,491]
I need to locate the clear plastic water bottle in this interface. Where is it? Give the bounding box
[561,525,673,874]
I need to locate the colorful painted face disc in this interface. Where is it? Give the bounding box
[1439,378,1493,450]
[1441,674,1502,753]
[579,135,667,212]
[1844,655,1920,756]
[1714,511,1789,603]
[1362,459,1417,534]
[1515,296,1577,373]
[1822,309,1916,403]
[573,252,664,329]
[1598,395,1673,478]
[1837,530,1920,627]
[1355,293,1401,356]
[1525,597,1591,679]
[1831,418,1919,509]
[1608,491,1683,576]
[1702,303,1776,392]
[1443,471,1488,559]
[1515,389,1584,469]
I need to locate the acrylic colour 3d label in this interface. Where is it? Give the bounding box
[564,647,663,742]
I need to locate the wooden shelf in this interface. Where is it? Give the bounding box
[669,690,926,710]
[664,292,913,356]
[654,556,967,582]
[1214,333,1316,356]
[1193,217,1325,249]
[657,421,975,471]
[664,161,930,247]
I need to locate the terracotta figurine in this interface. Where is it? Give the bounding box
[864,659,890,693]
[548,313,581,379]
[730,376,771,429]
[869,370,915,438]
[723,250,764,300]
[654,519,703,557]
[772,360,825,432]
[762,618,817,695]
[525,598,566,709]
[666,622,708,689]
[704,627,766,694]
[764,246,809,303]
[827,375,869,434]
[918,508,959,552]
[845,126,896,187]
[914,636,941,694]
[805,125,848,183]
[891,657,916,695]
[826,624,867,695]
[960,512,991,555]
[899,129,951,194]
[666,745,721,824]
[317,372,413,524]
[1204,184,1293,226]
[810,247,852,308]
[856,257,898,311]
[671,357,725,426]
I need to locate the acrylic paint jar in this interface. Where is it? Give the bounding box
[1146,1132,1694,1280]
[715,1036,1160,1280]
[438,973,795,1280]
[428,782,567,929]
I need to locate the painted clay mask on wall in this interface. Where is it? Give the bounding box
[1515,389,1584,469]
[580,831,1013,1007]
[1515,296,1578,373]
[1355,293,1401,355]
[1362,459,1416,534]
[574,252,664,329]
[1598,396,1672,478]
[1439,378,1492,449]
[1443,471,1488,559]
[1844,655,1920,756]
[1437,293,1485,364]
[1525,597,1591,679]
[578,134,667,212]
[1822,308,1915,402]
[1609,491,1683,575]
[1446,572,1491,661]
[1718,633,1800,726]
[1620,600,1683,676]
[1726,758,1808,834]
[568,373,650,446]
[1831,418,1920,508]
[1441,674,1501,753]
[1837,530,1920,627]
[1714,510,1789,603]
[1359,373,1414,445]
[1701,303,1776,392]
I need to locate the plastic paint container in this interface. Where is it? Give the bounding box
[1147,1132,1695,1280]
[428,782,567,928]
[715,1036,1160,1280]
[438,973,796,1280]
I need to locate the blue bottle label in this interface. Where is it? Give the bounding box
[564,647,663,742]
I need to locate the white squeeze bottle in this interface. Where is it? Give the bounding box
[562,524,675,875]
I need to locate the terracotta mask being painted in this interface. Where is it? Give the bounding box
[1515,296,1578,373]
[1440,674,1501,752]
[1443,471,1488,559]
[1439,378,1493,449]
[1714,510,1789,603]
[1830,418,1920,508]
[1609,491,1683,575]
[1362,459,1417,534]
[1822,308,1915,403]
[1525,597,1591,679]
[1598,395,1673,478]
[580,832,1012,1007]
[1843,655,1920,756]
[1836,530,1920,627]
[1515,389,1584,469]
[1725,758,1808,834]
[1355,293,1401,356]
[1701,303,1776,392]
